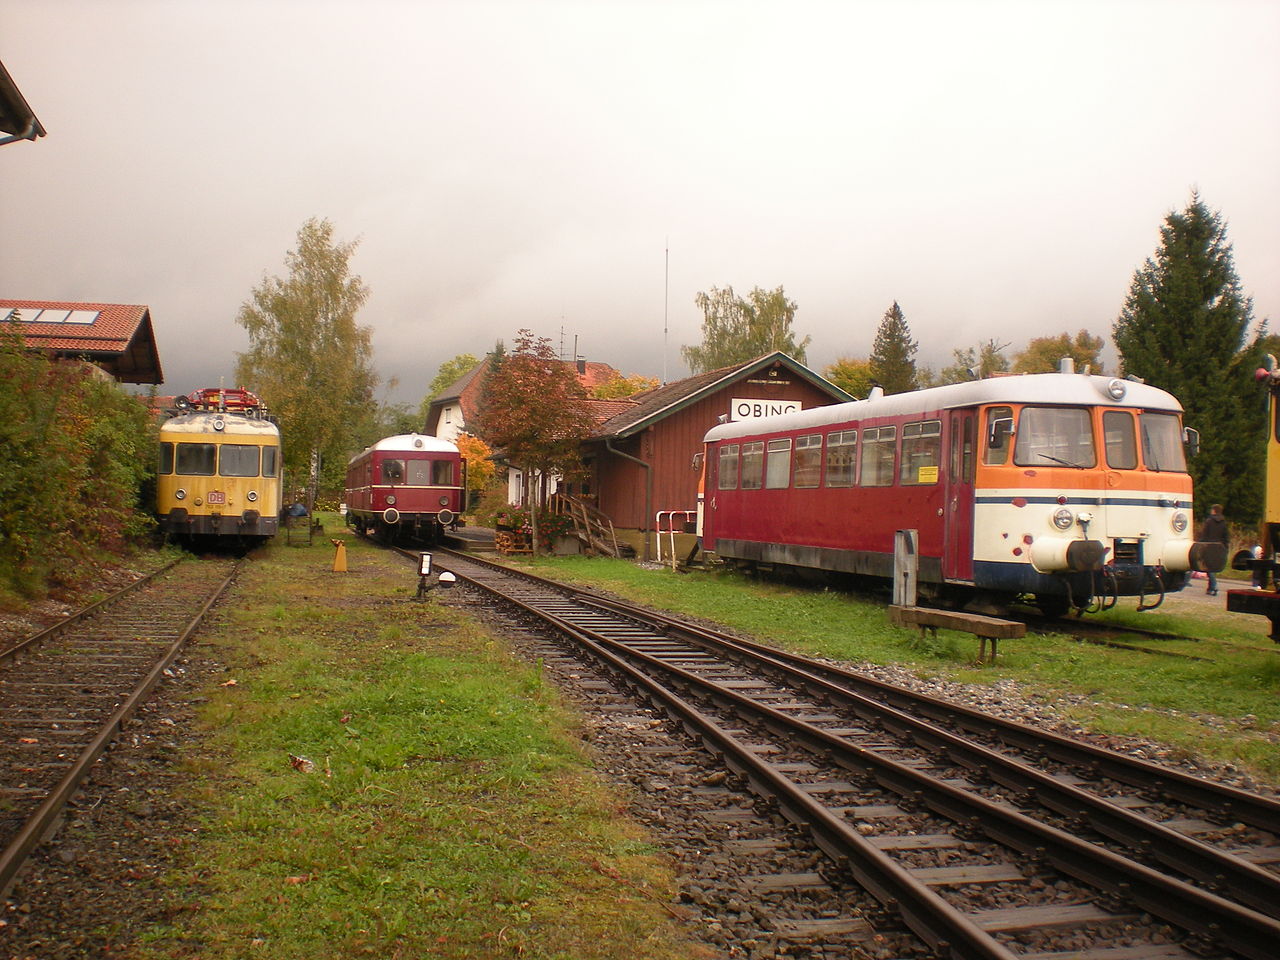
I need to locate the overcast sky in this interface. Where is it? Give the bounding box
[3,0,1278,407]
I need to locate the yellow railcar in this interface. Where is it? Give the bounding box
[1226,363,1280,639]
[156,388,281,544]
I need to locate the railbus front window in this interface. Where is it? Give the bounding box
[825,430,856,487]
[263,446,279,478]
[765,438,792,489]
[900,420,941,485]
[794,434,822,488]
[1139,412,1188,472]
[718,444,739,490]
[1013,407,1096,468]
[382,460,405,484]
[741,441,764,490]
[407,461,432,485]
[1103,411,1138,470]
[432,459,454,485]
[159,442,174,475]
[219,444,261,477]
[175,443,216,476]
[983,406,1013,465]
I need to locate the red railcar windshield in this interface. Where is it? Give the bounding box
[1014,407,1096,468]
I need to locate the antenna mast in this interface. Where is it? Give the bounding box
[663,238,669,385]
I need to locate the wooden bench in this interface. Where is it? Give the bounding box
[888,605,1026,663]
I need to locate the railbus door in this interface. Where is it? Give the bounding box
[943,410,977,581]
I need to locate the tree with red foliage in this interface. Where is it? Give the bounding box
[468,330,596,552]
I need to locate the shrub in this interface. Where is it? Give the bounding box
[0,325,155,595]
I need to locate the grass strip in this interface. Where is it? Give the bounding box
[138,532,705,960]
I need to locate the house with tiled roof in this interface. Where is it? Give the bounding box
[580,353,853,535]
[423,356,622,442]
[1,299,163,384]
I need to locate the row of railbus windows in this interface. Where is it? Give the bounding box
[380,459,456,485]
[160,442,279,478]
[715,405,1189,492]
[718,419,944,491]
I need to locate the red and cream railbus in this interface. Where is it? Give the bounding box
[344,434,466,543]
[700,367,1225,614]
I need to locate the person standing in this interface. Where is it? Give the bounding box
[1200,504,1230,595]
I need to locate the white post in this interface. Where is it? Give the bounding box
[894,529,919,607]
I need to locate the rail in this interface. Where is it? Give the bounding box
[420,546,1280,959]
[0,560,240,897]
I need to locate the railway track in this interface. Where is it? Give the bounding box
[419,545,1280,960]
[0,557,239,896]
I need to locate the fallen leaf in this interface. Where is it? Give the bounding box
[288,754,314,773]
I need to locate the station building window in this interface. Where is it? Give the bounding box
[825,430,856,487]
[900,420,941,485]
[741,441,764,490]
[718,444,739,490]
[794,434,822,488]
[859,426,896,487]
[765,438,792,488]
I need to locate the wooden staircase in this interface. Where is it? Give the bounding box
[550,494,634,558]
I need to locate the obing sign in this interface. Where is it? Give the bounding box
[730,398,801,421]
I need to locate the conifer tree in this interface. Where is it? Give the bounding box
[1112,193,1263,517]
[868,302,918,394]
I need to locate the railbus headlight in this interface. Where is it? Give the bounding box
[439,496,450,506]
[386,495,397,505]
[175,489,187,500]
[1172,511,1188,533]
[247,490,259,503]
[1052,507,1075,530]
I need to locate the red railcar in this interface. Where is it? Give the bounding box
[701,370,1225,615]
[344,434,466,543]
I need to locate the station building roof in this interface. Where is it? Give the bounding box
[1,299,164,384]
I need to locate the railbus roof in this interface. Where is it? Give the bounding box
[703,372,1183,443]
[348,434,460,464]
